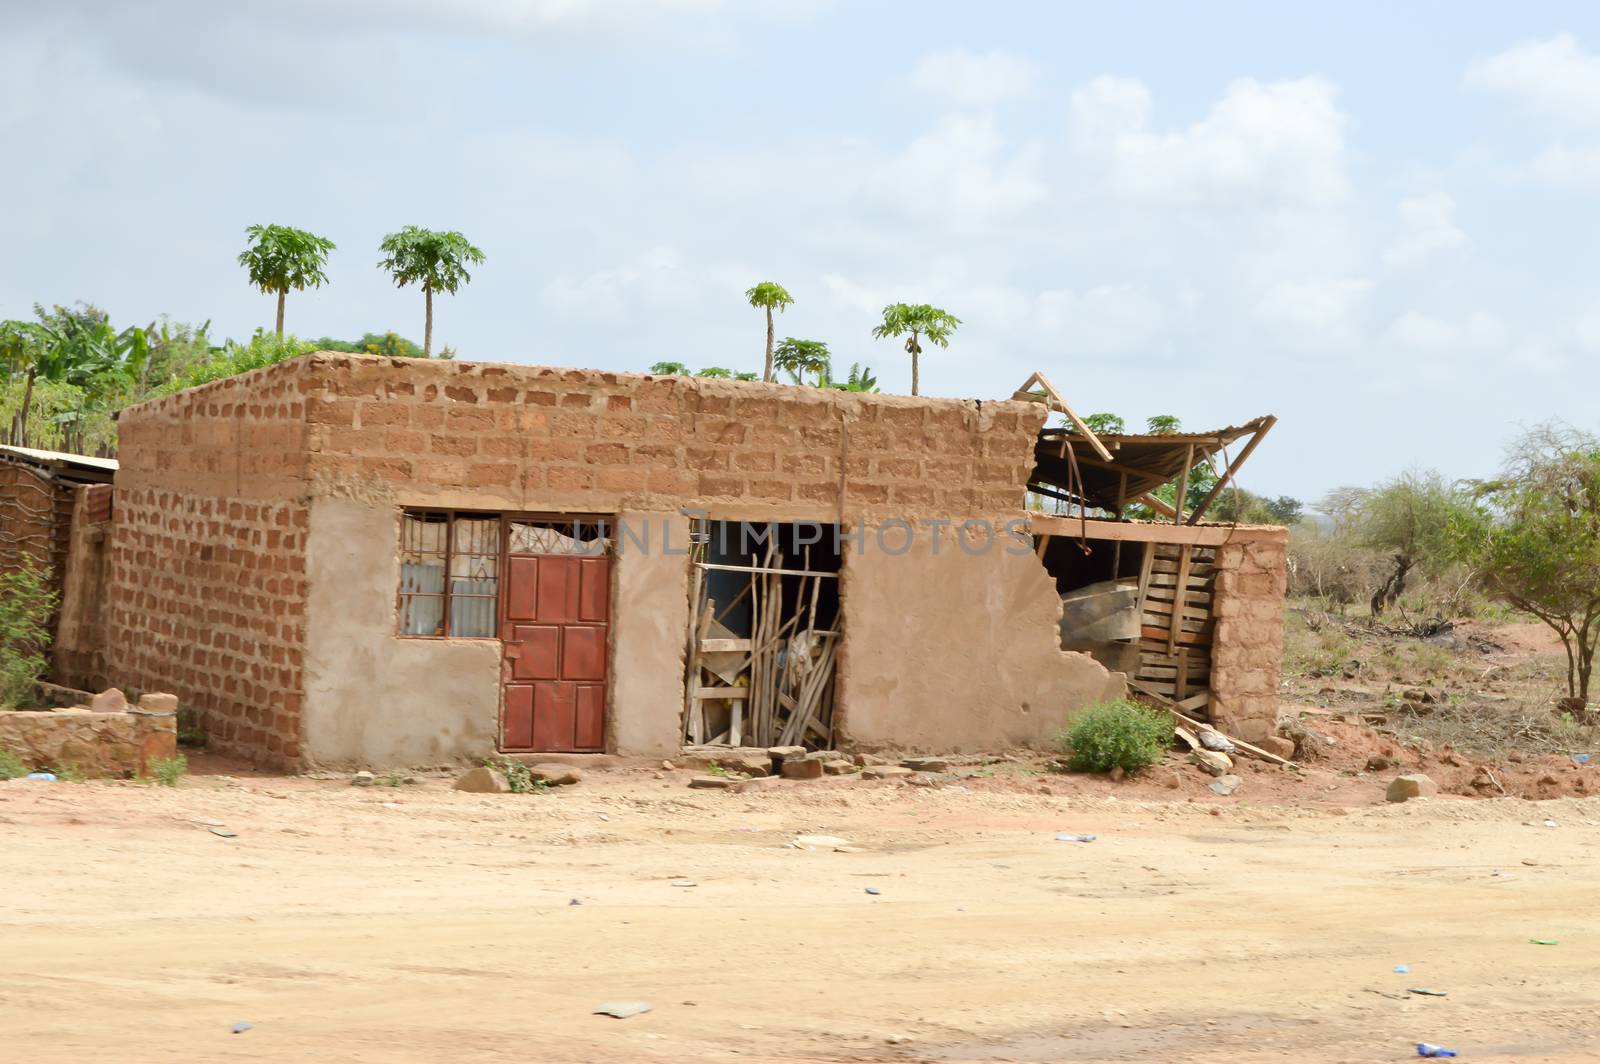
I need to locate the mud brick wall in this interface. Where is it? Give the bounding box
[296,353,1043,518]
[54,486,115,692]
[1209,531,1289,743]
[108,362,313,768]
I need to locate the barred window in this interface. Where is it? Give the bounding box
[398,510,500,638]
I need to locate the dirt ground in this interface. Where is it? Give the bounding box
[5,763,1600,1064]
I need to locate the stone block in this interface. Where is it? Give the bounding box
[689,775,739,790]
[91,688,128,713]
[136,692,179,715]
[781,758,824,780]
[823,760,856,776]
[861,765,914,780]
[1386,774,1438,803]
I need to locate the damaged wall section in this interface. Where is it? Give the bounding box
[836,517,1125,753]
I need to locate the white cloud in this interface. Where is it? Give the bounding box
[1465,33,1600,125]
[1382,192,1468,267]
[1251,277,1370,337]
[1379,310,1506,355]
[1511,142,1600,186]
[1032,284,1164,357]
[871,115,1047,222]
[911,48,1040,107]
[1069,76,1350,208]
[542,246,697,320]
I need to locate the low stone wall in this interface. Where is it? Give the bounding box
[0,696,178,778]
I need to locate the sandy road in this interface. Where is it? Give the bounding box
[2,769,1599,1063]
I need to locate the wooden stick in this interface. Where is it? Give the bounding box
[696,562,839,578]
[1013,371,1114,461]
[1173,443,1193,526]
[1137,493,1177,519]
[1168,545,1193,657]
[1188,415,1277,524]
[1127,679,1297,767]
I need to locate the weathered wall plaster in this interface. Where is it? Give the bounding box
[0,707,176,778]
[836,519,1126,752]
[608,510,690,756]
[302,497,500,768]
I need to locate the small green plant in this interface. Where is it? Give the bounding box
[706,759,729,777]
[52,761,87,783]
[0,556,58,709]
[376,772,408,787]
[486,757,545,794]
[0,749,25,780]
[1059,699,1174,774]
[148,754,187,787]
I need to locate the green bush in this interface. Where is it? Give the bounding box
[1059,699,1174,774]
[0,556,57,709]
[148,754,188,787]
[0,750,25,780]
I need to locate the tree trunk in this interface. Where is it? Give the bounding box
[275,290,286,338]
[910,331,920,396]
[424,286,434,358]
[17,365,36,448]
[763,307,774,382]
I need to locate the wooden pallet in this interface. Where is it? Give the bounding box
[1132,542,1215,708]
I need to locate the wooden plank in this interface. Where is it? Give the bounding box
[1026,514,1289,548]
[1142,625,1211,647]
[1168,545,1193,655]
[1172,443,1194,525]
[699,638,752,653]
[1138,493,1177,519]
[1134,542,1154,619]
[1176,691,1211,713]
[697,562,838,578]
[695,686,749,699]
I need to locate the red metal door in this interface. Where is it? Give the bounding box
[500,552,609,752]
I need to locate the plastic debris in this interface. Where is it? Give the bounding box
[1544,819,1558,828]
[1531,938,1559,945]
[231,1022,253,1035]
[24,772,56,782]
[1198,730,1235,754]
[1574,753,1591,765]
[865,887,882,895]
[1408,988,1448,997]
[1416,1043,1457,1058]
[593,1001,652,1019]
[208,827,237,839]
[1394,965,1411,973]
[670,880,697,888]
[1055,833,1097,843]
[795,834,851,848]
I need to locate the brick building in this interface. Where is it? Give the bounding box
[89,352,1287,770]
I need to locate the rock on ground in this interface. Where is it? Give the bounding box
[528,763,582,786]
[1209,774,1243,796]
[453,767,509,794]
[861,765,914,780]
[1191,750,1233,777]
[1386,773,1439,803]
[90,688,128,713]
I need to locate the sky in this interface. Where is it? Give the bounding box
[4,1,1600,501]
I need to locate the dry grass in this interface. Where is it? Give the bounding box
[1281,600,1597,757]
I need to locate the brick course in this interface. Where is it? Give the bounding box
[1209,535,1289,743]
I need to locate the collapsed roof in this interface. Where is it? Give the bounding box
[1009,371,1276,524]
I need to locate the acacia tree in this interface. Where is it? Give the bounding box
[773,337,830,386]
[870,302,959,396]
[378,227,485,357]
[1321,471,1469,615]
[744,281,793,383]
[237,224,335,338]
[1453,425,1600,709]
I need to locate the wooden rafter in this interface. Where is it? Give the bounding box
[1187,415,1278,524]
[1011,371,1114,461]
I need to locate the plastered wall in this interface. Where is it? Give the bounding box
[836,518,1127,752]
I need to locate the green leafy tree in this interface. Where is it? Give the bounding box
[774,337,830,386]
[0,555,58,708]
[1081,412,1127,435]
[870,302,959,396]
[1145,414,1182,435]
[745,282,794,384]
[1321,470,1471,616]
[237,224,335,339]
[378,227,485,357]
[649,361,689,376]
[696,367,733,379]
[828,362,879,393]
[1453,426,1600,708]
